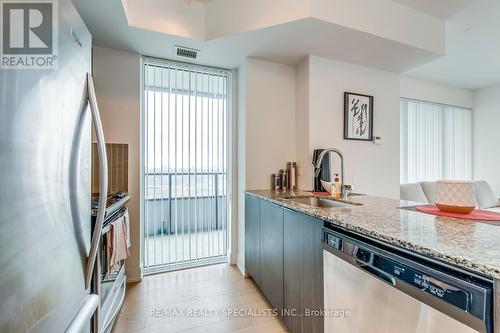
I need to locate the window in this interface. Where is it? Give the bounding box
[142,58,231,272]
[400,98,472,184]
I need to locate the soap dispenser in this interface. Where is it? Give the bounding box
[334,173,341,199]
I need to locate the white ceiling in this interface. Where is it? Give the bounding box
[73,0,500,89]
[74,0,442,72]
[404,0,500,90]
[392,0,475,19]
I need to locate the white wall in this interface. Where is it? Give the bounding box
[236,58,296,273]
[239,55,402,203]
[295,58,310,190]
[244,58,297,189]
[303,56,401,198]
[230,69,239,267]
[93,47,142,282]
[236,62,246,273]
[400,76,473,108]
[473,84,500,195]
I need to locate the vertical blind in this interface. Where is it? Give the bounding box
[142,58,231,272]
[400,98,472,184]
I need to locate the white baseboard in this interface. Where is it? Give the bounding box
[126,277,142,283]
[229,251,238,265]
[125,266,143,283]
[236,262,248,277]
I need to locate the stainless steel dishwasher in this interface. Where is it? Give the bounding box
[322,225,493,333]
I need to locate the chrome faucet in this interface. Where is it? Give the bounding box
[313,148,346,199]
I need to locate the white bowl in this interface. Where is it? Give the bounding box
[320,180,333,193]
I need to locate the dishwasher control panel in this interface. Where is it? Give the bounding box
[374,255,471,312]
[326,233,341,249]
[322,226,493,333]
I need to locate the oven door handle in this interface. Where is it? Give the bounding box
[101,276,126,333]
[85,72,108,289]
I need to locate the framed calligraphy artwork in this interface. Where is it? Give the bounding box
[343,92,373,141]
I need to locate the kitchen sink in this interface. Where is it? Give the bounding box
[286,197,351,208]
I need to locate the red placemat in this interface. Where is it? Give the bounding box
[310,191,330,196]
[416,205,500,221]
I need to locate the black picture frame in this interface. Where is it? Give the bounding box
[343,92,374,141]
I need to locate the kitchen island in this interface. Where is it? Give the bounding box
[245,189,500,333]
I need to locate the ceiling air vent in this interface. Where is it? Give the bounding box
[174,46,199,60]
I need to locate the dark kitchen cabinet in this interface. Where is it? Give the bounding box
[283,208,303,332]
[245,194,323,332]
[284,208,324,333]
[259,199,284,312]
[245,194,261,286]
[301,212,324,333]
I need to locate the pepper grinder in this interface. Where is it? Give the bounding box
[279,169,287,190]
[287,162,297,190]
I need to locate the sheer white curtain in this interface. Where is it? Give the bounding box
[400,99,472,184]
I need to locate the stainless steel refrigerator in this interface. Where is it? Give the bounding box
[0,0,108,332]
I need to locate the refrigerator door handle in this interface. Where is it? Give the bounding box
[65,294,99,333]
[85,72,108,289]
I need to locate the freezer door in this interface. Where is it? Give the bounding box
[323,250,478,333]
[0,0,93,332]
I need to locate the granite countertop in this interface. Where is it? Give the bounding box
[246,190,500,280]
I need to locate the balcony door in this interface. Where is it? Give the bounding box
[142,58,231,273]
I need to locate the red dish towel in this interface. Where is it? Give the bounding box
[416,205,500,221]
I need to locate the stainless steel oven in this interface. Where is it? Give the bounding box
[322,225,493,333]
[99,207,127,333]
[92,193,129,333]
